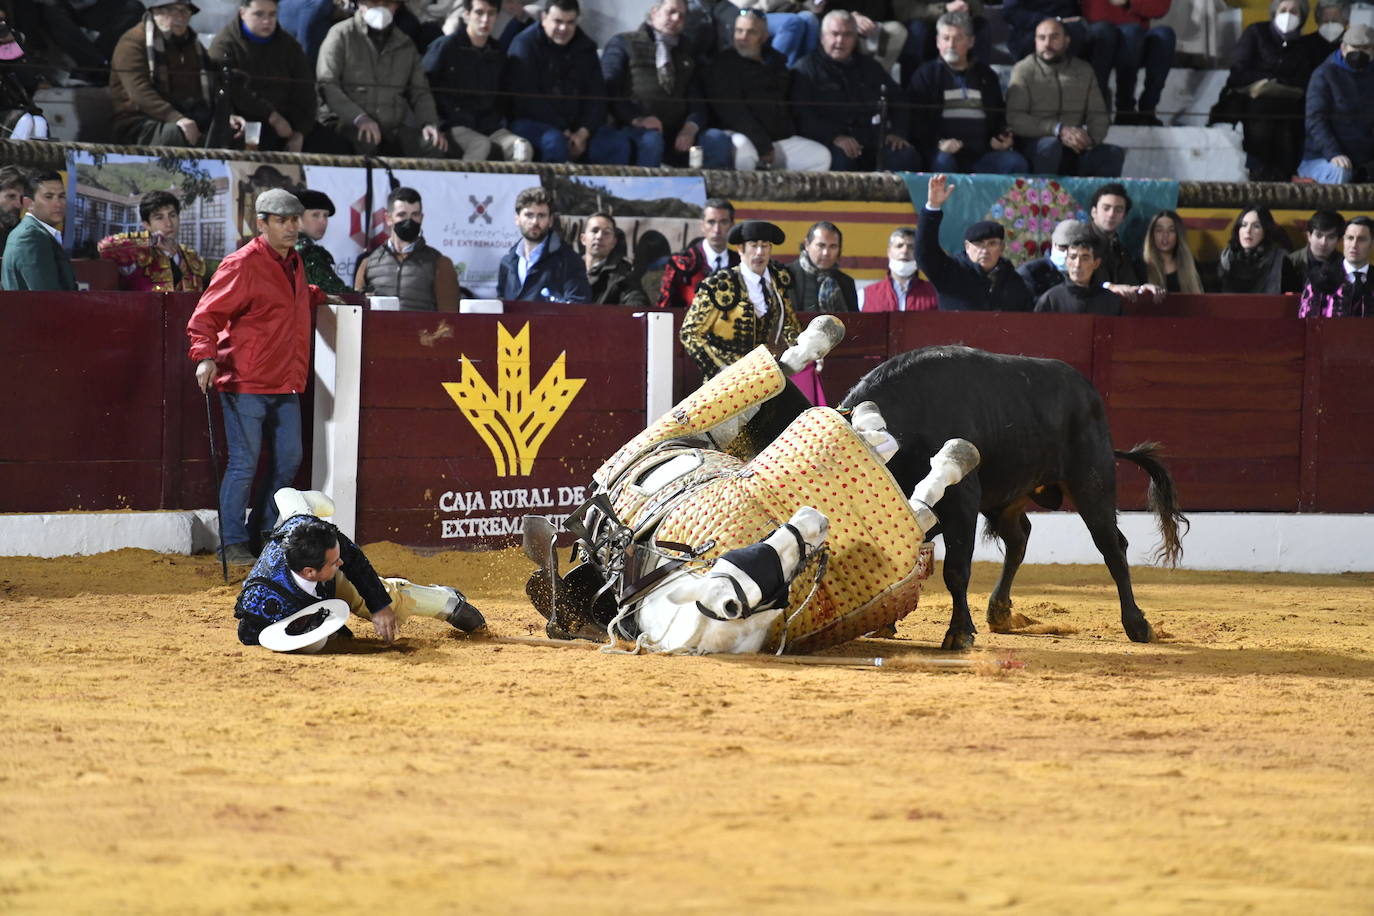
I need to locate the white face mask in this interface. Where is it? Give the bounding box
[1274,12,1300,33]
[1319,21,1345,41]
[362,5,393,30]
[889,257,918,278]
[1049,247,1068,269]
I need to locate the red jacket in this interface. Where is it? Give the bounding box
[1080,0,1171,27]
[860,273,939,312]
[187,235,325,394]
[656,239,739,309]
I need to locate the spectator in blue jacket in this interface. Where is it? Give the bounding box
[1298,23,1374,183]
[907,12,1028,173]
[497,186,592,303]
[505,0,631,164]
[422,0,533,161]
[601,0,733,169]
[790,10,920,172]
[917,173,1033,311]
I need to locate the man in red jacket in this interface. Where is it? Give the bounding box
[187,188,327,565]
[1082,0,1176,125]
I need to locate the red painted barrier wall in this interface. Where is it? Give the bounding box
[1,292,1370,549]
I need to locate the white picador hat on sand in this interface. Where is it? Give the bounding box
[258,599,350,654]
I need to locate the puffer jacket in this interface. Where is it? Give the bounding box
[187,235,326,394]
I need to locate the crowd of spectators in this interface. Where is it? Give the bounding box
[3,163,1373,321]
[5,0,1365,183]
[1218,0,1374,184]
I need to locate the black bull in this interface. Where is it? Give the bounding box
[814,345,1189,650]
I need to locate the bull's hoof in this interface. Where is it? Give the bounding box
[1125,617,1155,643]
[987,600,1013,632]
[940,628,976,651]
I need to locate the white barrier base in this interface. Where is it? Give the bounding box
[0,511,1371,573]
[934,512,1374,574]
[0,510,222,559]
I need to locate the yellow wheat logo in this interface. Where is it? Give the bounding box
[442,322,585,477]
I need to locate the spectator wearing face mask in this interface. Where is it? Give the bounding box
[1298,23,1374,183]
[1017,218,1083,300]
[1308,0,1350,57]
[355,186,459,311]
[317,0,449,157]
[859,226,937,312]
[1226,0,1326,181]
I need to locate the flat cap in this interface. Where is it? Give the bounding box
[143,0,200,13]
[1051,218,1084,245]
[255,188,304,218]
[727,219,785,246]
[964,220,1005,243]
[295,189,336,216]
[1344,23,1374,45]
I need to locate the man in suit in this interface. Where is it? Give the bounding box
[657,197,738,308]
[1,170,76,292]
[786,221,858,313]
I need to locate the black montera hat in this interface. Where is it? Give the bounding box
[295,189,336,216]
[727,220,785,246]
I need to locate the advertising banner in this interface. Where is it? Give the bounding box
[301,166,539,296]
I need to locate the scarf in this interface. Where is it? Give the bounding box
[795,248,844,313]
[652,27,679,94]
[1219,243,1280,293]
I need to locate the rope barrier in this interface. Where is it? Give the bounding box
[7,137,1374,209]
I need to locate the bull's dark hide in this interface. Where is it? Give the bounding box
[841,345,1187,650]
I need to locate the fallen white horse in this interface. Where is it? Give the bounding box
[524,320,980,655]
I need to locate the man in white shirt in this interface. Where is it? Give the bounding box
[1299,215,1374,317]
[0,170,76,291]
[680,219,800,378]
[657,197,739,308]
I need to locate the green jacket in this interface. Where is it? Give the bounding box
[1005,54,1110,145]
[296,237,352,294]
[317,13,439,131]
[1,214,77,291]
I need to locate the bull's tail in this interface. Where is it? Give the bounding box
[1115,442,1189,567]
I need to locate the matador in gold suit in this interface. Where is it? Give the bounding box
[679,220,801,379]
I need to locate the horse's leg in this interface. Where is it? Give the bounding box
[1068,468,1154,643]
[986,502,1031,631]
[936,476,981,651]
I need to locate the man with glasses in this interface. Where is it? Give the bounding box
[110,0,223,146]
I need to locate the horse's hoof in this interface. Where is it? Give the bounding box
[865,623,898,639]
[987,601,1013,632]
[941,628,976,651]
[1125,618,1155,643]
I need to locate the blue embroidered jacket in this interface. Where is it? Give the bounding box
[233,514,390,645]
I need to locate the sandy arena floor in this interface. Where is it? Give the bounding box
[1,544,1371,915]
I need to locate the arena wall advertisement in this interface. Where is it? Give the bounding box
[298,166,539,297]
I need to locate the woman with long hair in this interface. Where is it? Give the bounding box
[1142,209,1203,293]
[1217,206,1295,293]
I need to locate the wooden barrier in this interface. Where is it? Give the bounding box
[0,293,1370,550]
